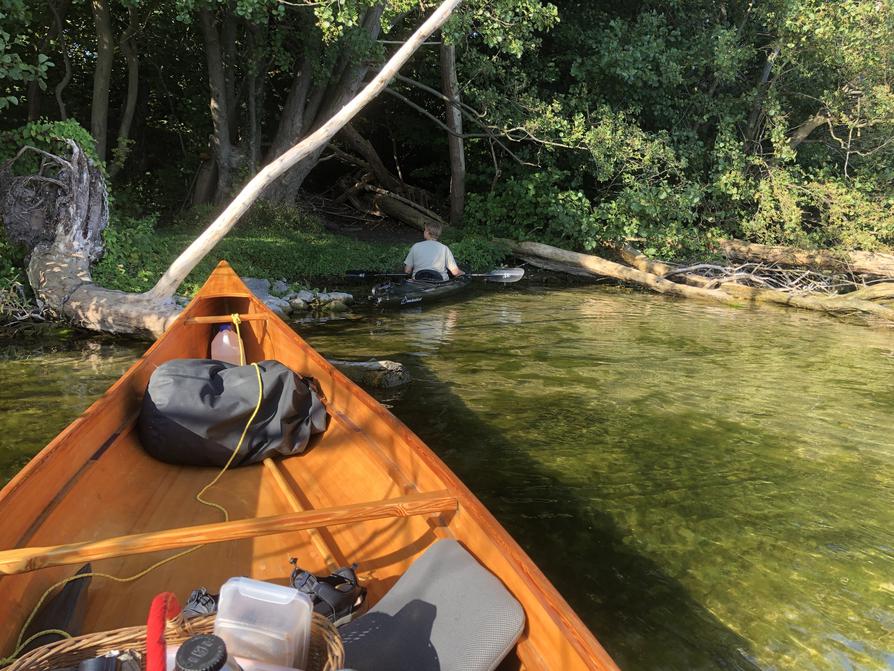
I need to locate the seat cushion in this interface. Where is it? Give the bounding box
[340,539,525,671]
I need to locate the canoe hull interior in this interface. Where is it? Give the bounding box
[0,262,617,671]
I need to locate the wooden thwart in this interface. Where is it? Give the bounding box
[0,490,457,575]
[185,313,268,324]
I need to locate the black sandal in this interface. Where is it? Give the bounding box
[289,559,367,626]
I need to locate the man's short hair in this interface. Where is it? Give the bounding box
[425,222,443,239]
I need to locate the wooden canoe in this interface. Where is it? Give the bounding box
[0,262,619,671]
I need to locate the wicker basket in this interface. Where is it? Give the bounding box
[6,613,344,671]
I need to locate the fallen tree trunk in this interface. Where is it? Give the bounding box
[719,239,894,277]
[613,244,714,288]
[0,142,182,335]
[329,358,410,388]
[840,282,894,301]
[716,283,894,319]
[500,240,743,305]
[505,240,894,322]
[362,185,444,231]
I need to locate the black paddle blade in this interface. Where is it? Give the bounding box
[346,270,407,280]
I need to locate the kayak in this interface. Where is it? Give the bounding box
[0,262,618,671]
[370,275,472,307]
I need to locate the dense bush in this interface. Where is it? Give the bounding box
[0,119,101,173]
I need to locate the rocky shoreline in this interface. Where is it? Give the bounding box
[242,278,355,317]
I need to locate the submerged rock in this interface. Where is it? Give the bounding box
[317,291,354,305]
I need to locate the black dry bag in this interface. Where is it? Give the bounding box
[138,358,327,467]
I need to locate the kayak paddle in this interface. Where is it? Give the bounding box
[346,268,525,283]
[470,267,525,282]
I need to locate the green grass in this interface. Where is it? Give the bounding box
[92,203,510,296]
[92,204,408,295]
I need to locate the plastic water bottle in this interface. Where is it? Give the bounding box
[211,325,242,365]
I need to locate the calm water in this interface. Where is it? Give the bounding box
[3,286,893,670]
[0,333,144,481]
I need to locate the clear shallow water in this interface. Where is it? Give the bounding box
[2,287,893,670]
[0,334,144,484]
[297,285,894,671]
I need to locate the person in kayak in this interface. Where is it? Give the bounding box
[404,222,465,281]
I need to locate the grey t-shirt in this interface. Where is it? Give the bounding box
[404,240,459,280]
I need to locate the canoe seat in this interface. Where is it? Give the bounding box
[340,539,525,671]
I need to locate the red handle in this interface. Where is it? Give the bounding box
[146,592,181,671]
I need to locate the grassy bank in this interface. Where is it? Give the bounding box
[91,204,507,297]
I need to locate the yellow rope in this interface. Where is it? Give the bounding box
[6,322,261,663]
[195,361,262,522]
[231,313,246,366]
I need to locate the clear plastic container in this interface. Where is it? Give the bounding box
[211,325,242,365]
[213,577,313,669]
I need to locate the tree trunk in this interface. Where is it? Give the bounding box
[198,7,236,202]
[354,185,444,231]
[744,44,780,151]
[502,240,744,305]
[719,239,894,277]
[50,0,72,120]
[267,52,315,163]
[614,244,714,288]
[264,5,385,205]
[788,113,828,151]
[0,142,180,334]
[90,0,115,162]
[337,124,433,205]
[506,240,894,321]
[339,124,405,194]
[222,4,240,139]
[192,159,219,206]
[440,41,465,226]
[146,0,463,301]
[110,6,140,178]
[246,24,266,175]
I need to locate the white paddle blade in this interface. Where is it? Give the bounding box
[483,267,525,282]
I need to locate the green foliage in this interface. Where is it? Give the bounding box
[441,233,509,272]
[0,0,51,111]
[0,226,24,286]
[92,204,409,295]
[0,119,101,174]
[744,169,894,250]
[92,214,170,292]
[454,0,894,257]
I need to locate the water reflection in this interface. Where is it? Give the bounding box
[0,335,144,484]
